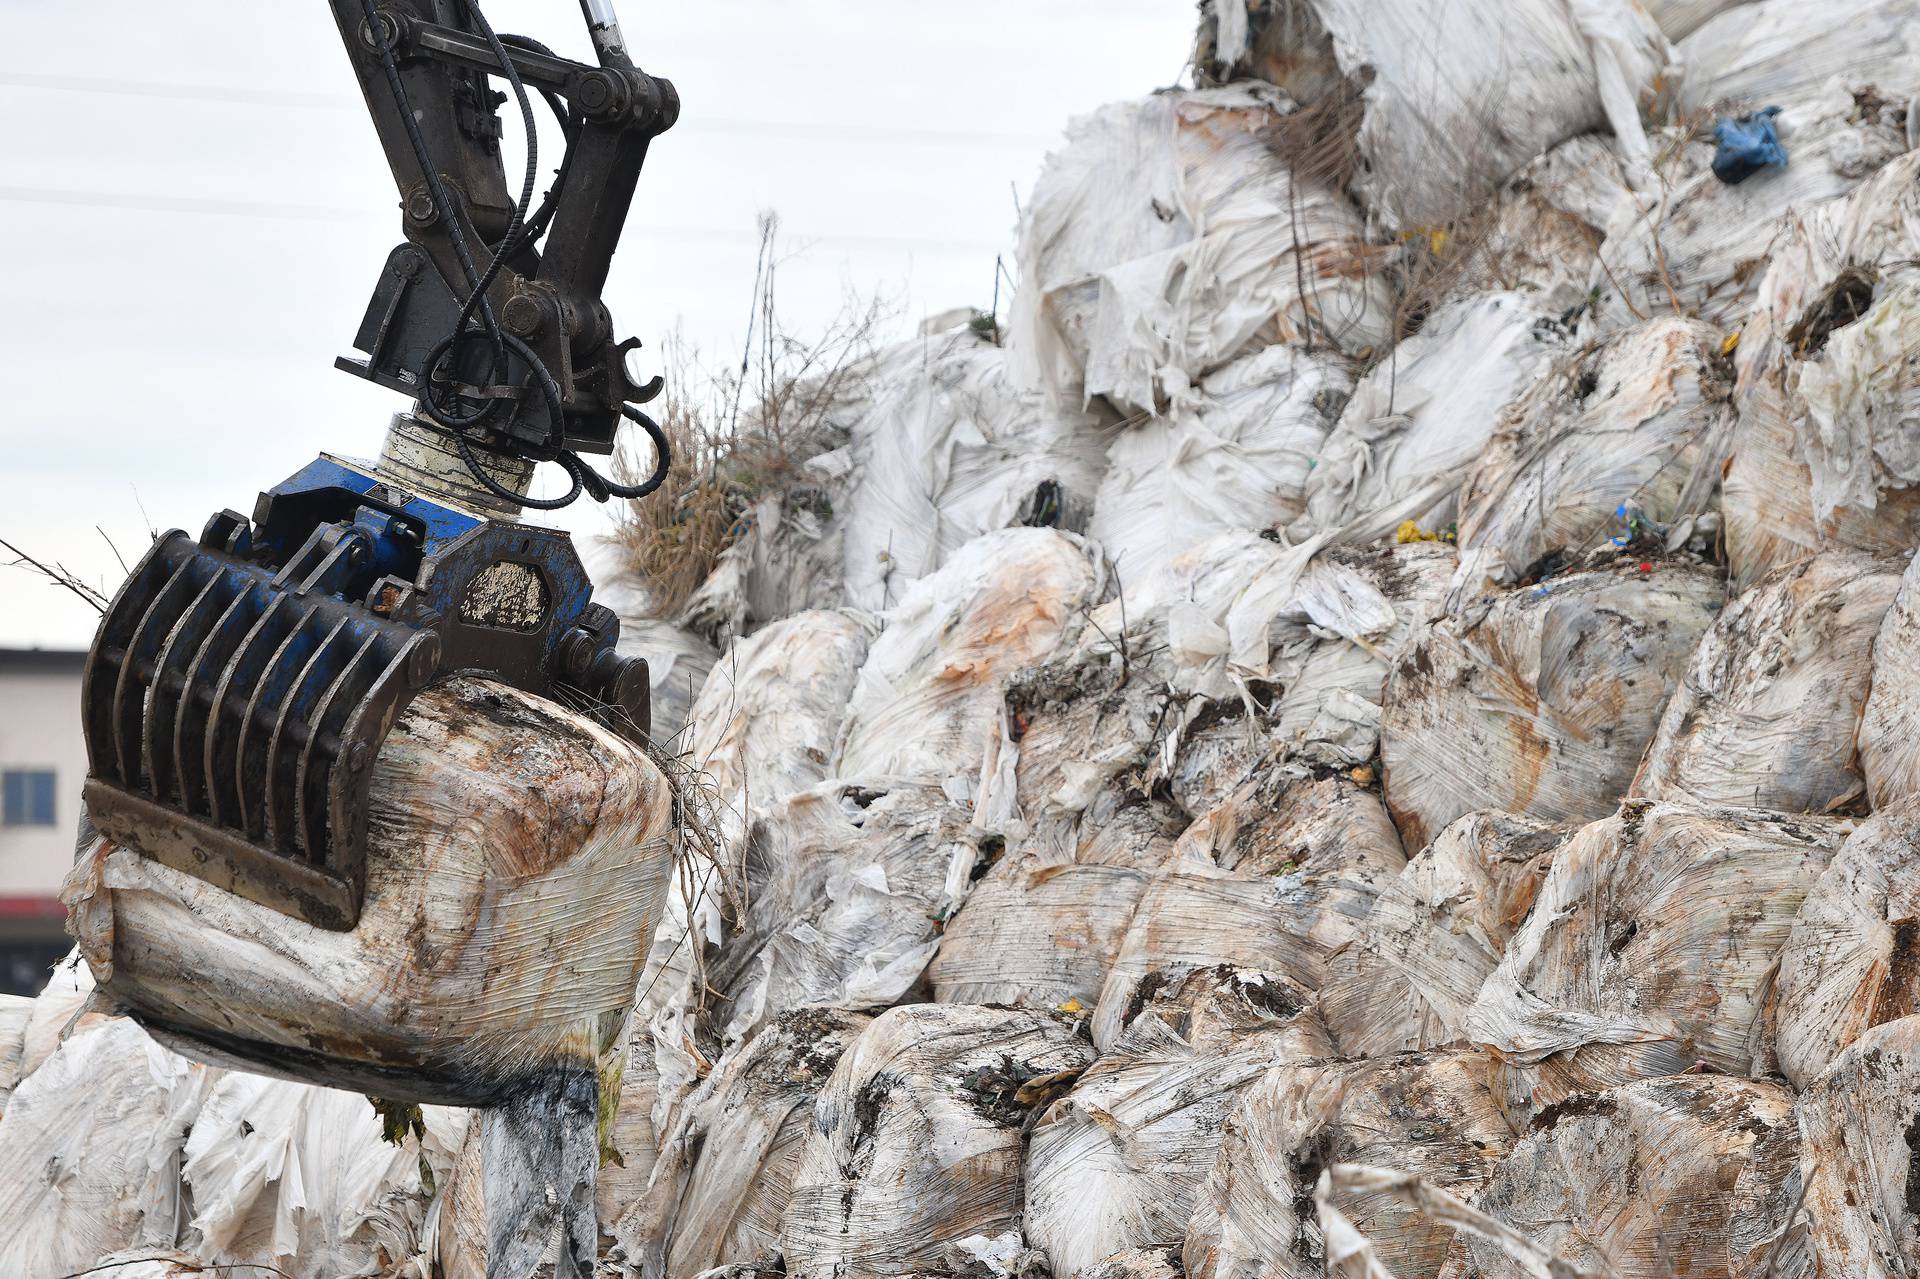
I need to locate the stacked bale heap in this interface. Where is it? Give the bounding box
[15,0,1920,1276]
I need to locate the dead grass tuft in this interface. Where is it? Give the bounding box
[611,216,892,620]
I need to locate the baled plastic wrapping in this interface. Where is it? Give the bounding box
[1861,549,1920,808]
[1465,803,1845,1119]
[61,676,677,1104]
[0,991,27,1110]
[927,849,1153,1009]
[20,947,102,1080]
[1092,772,1405,1052]
[1190,0,1669,229]
[1267,542,1458,770]
[1090,345,1349,587]
[1632,551,1903,814]
[1379,559,1723,851]
[1291,294,1565,540]
[1449,136,1633,319]
[619,617,720,749]
[0,1018,216,1276]
[1794,1015,1920,1273]
[1456,317,1733,583]
[180,1072,467,1278]
[997,640,1182,869]
[1435,1075,1800,1279]
[1326,812,1568,1054]
[780,1004,1096,1279]
[1587,86,1914,333]
[1183,1051,1514,1279]
[838,329,1113,612]
[1024,969,1332,1276]
[1008,83,1391,414]
[1639,0,1747,40]
[1769,808,1920,1089]
[1722,151,1920,588]
[688,607,877,831]
[660,1009,871,1278]
[711,783,978,1042]
[1676,0,1920,115]
[835,528,1106,796]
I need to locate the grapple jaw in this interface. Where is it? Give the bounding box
[82,455,650,931]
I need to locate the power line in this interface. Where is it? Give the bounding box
[0,186,1005,255]
[0,71,1055,149]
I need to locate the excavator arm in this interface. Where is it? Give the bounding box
[78,0,678,932]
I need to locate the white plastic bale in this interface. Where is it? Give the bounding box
[1008,84,1392,415]
[1183,1051,1514,1279]
[20,946,103,1081]
[1379,559,1723,851]
[617,617,720,751]
[1769,807,1920,1089]
[838,328,1114,613]
[1587,86,1914,334]
[1675,0,1920,115]
[1435,1075,1800,1279]
[1721,151,1920,589]
[1632,550,1903,814]
[1191,0,1670,229]
[927,850,1153,1010]
[1081,532,1460,751]
[0,991,27,1111]
[1291,294,1567,542]
[1090,345,1350,588]
[1638,0,1748,40]
[180,1073,466,1279]
[1268,542,1458,769]
[661,1009,872,1278]
[835,528,1107,795]
[709,783,979,1042]
[1861,550,1920,809]
[1448,135,1633,319]
[1456,317,1734,583]
[687,608,878,833]
[1075,1250,1183,1279]
[780,1004,1098,1279]
[997,641,1178,866]
[1091,772,1405,1052]
[1464,803,1846,1121]
[0,1018,216,1277]
[1347,812,1569,1046]
[62,676,677,1104]
[581,534,723,747]
[1024,970,1333,1276]
[679,488,852,646]
[1794,1015,1920,1274]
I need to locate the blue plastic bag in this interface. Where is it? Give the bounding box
[1711,107,1787,184]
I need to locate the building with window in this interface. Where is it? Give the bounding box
[0,649,85,995]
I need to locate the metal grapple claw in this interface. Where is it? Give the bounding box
[82,454,650,931]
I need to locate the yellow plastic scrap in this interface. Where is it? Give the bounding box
[1721,330,1741,356]
[1398,225,1450,256]
[1395,519,1454,544]
[1058,998,1086,1015]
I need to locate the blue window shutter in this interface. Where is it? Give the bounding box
[29,771,54,826]
[2,771,58,827]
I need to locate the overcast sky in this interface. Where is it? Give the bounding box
[0,0,1192,649]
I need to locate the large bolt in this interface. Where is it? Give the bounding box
[502,294,545,338]
[404,190,438,226]
[407,636,440,689]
